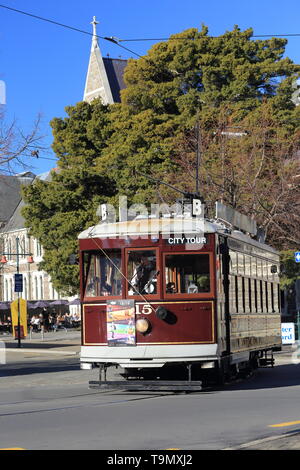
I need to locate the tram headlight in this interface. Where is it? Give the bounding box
[136,318,151,334]
[155,306,168,321]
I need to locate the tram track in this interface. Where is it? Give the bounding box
[0,390,176,418]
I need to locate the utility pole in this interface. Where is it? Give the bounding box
[195,120,201,197]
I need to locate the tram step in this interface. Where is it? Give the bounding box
[89,380,202,391]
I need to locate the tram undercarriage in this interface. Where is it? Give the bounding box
[85,347,277,391]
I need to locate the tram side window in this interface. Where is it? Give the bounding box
[165,254,210,294]
[250,279,256,313]
[84,250,122,297]
[263,260,269,280]
[237,253,245,276]
[251,256,257,278]
[256,280,262,313]
[262,281,267,312]
[273,284,280,313]
[244,278,251,313]
[257,259,263,279]
[267,282,273,312]
[237,277,244,313]
[229,275,237,314]
[229,251,238,275]
[244,255,251,277]
[128,250,157,295]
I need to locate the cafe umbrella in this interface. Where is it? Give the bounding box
[68,298,80,305]
[30,301,50,309]
[0,302,9,310]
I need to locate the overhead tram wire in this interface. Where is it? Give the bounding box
[2,4,300,41]
[2,4,300,78]
[0,4,143,59]
[2,3,300,63]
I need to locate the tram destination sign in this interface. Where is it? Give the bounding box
[167,236,207,245]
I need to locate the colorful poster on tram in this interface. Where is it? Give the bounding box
[106,300,135,346]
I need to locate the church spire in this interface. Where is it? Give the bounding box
[83,16,114,104]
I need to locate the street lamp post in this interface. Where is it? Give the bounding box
[0,236,33,348]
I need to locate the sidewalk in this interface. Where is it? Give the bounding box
[0,328,81,349]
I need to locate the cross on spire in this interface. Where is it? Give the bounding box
[91,16,99,34]
[91,16,99,49]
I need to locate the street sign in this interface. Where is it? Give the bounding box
[14,274,23,292]
[281,323,295,344]
[295,252,300,263]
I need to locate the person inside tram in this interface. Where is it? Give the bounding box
[198,275,210,292]
[187,281,198,293]
[166,282,176,294]
[131,253,157,294]
[86,276,101,296]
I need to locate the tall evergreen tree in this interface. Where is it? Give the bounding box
[100,26,299,203]
[22,100,115,295]
[22,26,300,293]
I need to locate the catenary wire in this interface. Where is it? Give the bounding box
[2,4,300,42]
[2,3,300,64]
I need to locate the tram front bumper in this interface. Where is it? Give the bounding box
[80,343,219,369]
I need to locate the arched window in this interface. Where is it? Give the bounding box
[23,276,28,300]
[34,277,38,300]
[35,239,42,258]
[9,278,13,300]
[8,239,12,260]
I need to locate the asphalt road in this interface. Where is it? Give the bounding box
[0,337,300,451]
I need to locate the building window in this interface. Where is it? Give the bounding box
[34,277,38,299]
[5,279,8,301]
[23,276,28,300]
[9,278,13,301]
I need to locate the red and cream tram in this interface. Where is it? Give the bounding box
[79,207,281,390]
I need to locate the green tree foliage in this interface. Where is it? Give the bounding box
[280,250,300,289]
[22,100,115,295]
[174,100,300,249]
[22,26,300,293]
[100,25,299,205]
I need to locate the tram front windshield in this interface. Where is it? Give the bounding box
[165,253,210,294]
[84,250,122,297]
[83,249,211,298]
[127,250,157,295]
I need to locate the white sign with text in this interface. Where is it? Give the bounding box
[281,323,295,345]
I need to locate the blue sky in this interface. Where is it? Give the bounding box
[1,0,300,175]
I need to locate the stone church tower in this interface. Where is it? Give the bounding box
[83,17,127,104]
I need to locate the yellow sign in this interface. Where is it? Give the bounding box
[10,298,27,338]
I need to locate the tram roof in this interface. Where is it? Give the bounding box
[78,217,278,255]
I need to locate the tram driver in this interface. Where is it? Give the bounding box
[129,252,157,295]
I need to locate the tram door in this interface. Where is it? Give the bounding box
[219,236,231,356]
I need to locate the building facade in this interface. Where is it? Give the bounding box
[0,172,61,304]
[0,17,127,309]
